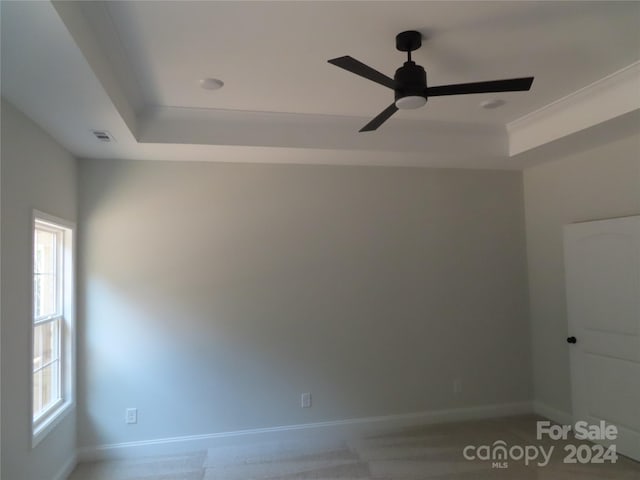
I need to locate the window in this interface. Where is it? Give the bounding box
[32,212,74,445]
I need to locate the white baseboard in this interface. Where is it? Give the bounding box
[533,400,573,426]
[52,452,77,480]
[78,401,532,462]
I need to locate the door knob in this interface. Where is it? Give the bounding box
[567,336,577,344]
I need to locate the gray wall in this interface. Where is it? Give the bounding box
[77,159,531,448]
[1,100,78,479]
[523,131,640,415]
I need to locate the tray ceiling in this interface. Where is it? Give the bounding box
[1,1,639,168]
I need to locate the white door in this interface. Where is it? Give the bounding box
[564,215,640,461]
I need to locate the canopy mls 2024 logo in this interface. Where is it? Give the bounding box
[463,420,618,469]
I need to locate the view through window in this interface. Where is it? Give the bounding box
[32,215,74,442]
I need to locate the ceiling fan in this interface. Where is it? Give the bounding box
[328,31,534,132]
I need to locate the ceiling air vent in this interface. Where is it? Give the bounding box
[91,130,115,142]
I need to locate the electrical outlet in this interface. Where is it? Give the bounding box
[301,392,312,408]
[125,408,137,424]
[453,379,462,394]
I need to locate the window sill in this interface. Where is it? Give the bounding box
[32,400,74,448]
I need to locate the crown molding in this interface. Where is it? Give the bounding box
[507,61,640,156]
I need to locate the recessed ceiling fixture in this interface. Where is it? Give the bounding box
[328,30,534,132]
[480,99,506,109]
[200,78,224,90]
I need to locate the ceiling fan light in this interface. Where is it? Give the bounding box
[395,95,426,110]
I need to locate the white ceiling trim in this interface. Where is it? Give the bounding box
[137,60,640,160]
[52,0,140,135]
[138,105,506,158]
[507,61,640,156]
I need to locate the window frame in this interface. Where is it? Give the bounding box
[31,210,76,447]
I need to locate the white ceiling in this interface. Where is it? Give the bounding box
[104,1,640,122]
[1,1,639,168]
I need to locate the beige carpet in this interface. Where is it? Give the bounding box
[68,415,640,479]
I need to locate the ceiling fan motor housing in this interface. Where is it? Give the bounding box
[394,62,427,108]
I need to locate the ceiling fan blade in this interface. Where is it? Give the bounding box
[328,56,396,90]
[426,77,534,97]
[359,103,399,132]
